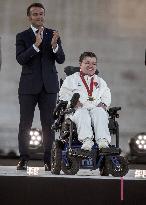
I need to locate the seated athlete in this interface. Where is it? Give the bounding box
[59,51,111,150]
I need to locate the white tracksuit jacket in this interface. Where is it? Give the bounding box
[59,72,111,144]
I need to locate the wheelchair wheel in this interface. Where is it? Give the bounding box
[106,156,129,177]
[99,158,109,176]
[100,166,109,176]
[61,157,79,175]
[51,140,62,175]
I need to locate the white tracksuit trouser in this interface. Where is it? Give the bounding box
[69,107,111,144]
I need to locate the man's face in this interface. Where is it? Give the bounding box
[80,57,97,76]
[28,7,45,28]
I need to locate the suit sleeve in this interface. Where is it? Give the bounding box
[16,33,38,65]
[53,37,65,64]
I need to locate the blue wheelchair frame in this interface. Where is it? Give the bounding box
[51,100,128,176]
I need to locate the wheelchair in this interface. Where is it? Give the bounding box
[51,67,129,177]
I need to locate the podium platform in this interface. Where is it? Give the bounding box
[0,166,146,205]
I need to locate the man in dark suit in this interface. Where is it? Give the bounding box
[16,3,65,171]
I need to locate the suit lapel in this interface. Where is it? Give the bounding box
[26,27,53,51]
[41,28,53,52]
[43,28,52,43]
[27,27,36,44]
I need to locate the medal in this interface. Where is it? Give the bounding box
[88,96,95,101]
[80,72,95,102]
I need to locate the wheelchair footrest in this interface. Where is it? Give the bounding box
[99,147,121,155]
[68,148,96,158]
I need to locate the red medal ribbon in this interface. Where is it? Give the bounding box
[80,72,94,97]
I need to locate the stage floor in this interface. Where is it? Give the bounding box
[0,158,146,178]
[0,165,146,180]
[0,161,146,205]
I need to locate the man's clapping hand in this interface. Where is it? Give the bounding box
[51,31,59,49]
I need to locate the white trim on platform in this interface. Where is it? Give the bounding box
[0,166,146,180]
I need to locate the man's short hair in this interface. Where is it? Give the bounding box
[27,3,45,16]
[79,52,97,63]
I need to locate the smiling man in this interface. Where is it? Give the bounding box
[59,52,111,151]
[16,3,65,171]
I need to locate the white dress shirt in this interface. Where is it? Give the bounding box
[31,25,58,53]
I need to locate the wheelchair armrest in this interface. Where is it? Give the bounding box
[64,93,80,115]
[53,100,68,120]
[108,107,121,118]
[70,93,80,108]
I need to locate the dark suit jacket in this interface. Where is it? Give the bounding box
[16,27,65,94]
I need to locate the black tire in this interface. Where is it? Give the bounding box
[106,156,129,177]
[51,140,62,175]
[99,157,109,176]
[61,157,79,175]
[100,166,109,176]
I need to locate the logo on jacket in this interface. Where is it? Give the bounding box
[93,81,99,88]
